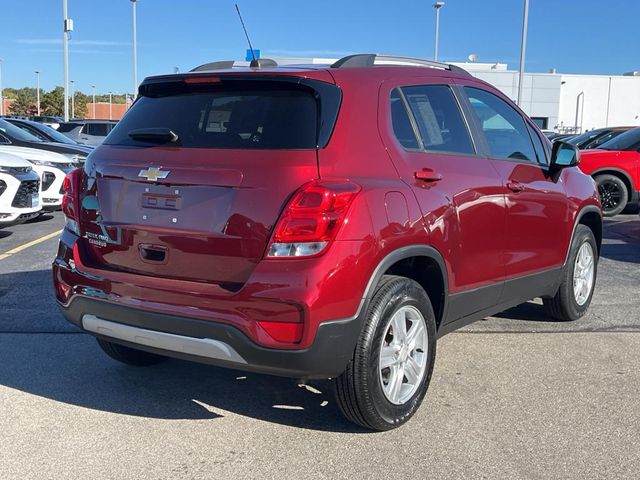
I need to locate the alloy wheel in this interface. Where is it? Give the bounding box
[378,305,428,405]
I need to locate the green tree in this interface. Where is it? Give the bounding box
[41,86,65,116]
[9,90,37,116]
[73,92,89,118]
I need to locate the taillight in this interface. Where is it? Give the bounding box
[267,180,360,258]
[62,168,83,235]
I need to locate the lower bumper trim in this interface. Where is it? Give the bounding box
[83,314,247,365]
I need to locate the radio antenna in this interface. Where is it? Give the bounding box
[235,4,257,65]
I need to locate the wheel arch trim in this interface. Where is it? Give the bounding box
[564,205,603,265]
[342,245,449,324]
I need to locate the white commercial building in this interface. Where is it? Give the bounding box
[452,62,640,133]
[269,56,640,134]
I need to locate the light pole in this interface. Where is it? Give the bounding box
[131,0,138,98]
[91,84,96,119]
[517,0,529,106]
[0,58,4,116]
[35,70,41,115]
[62,0,73,122]
[109,91,112,120]
[70,80,75,118]
[433,2,444,62]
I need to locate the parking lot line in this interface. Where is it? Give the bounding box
[0,230,62,261]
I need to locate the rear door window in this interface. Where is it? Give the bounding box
[106,84,319,149]
[400,85,475,155]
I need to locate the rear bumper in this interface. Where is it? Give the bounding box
[59,296,361,379]
[53,227,378,378]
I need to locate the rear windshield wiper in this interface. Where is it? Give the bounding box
[128,128,179,143]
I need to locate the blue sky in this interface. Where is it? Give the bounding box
[1,0,639,94]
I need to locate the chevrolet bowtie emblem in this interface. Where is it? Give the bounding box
[138,167,170,182]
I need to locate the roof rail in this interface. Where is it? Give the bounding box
[330,54,470,75]
[190,58,278,72]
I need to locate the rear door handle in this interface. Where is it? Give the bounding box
[506,181,525,192]
[414,168,443,182]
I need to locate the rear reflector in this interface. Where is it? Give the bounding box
[257,321,304,344]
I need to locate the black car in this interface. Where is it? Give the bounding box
[0,119,91,163]
[5,118,93,152]
[566,127,634,150]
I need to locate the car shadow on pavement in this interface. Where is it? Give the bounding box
[25,213,56,224]
[600,216,640,264]
[0,334,366,433]
[0,230,13,239]
[0,269,367,433]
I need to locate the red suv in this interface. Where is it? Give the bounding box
[53,54,602,430]
[577,127,640,216]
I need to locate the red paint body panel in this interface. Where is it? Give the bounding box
[578,149,640,191]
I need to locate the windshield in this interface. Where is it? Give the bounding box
[566,129,605,148]
[598,127,640,151]
[0,119,44,142]
[38,123,78,144]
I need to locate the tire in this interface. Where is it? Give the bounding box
[96,338,168,366]
[334,275,437,431]
[595,174,628,217]
[543,225,598,321]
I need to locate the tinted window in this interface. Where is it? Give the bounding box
[599,127,640,151]
[0,119,43,142]
[465,87,537,162]
[86,123,109,136]
[401,85,474,155]
[589,130,626,149]
[526,123,547,165]
[566,129,606,148]
[57,122,82,133]
[390,89,420,149]
[10,122,48,141]
[37,123,78,144]
[106,84,318,149]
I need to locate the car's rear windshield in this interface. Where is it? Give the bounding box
[57,122,83,133]
[598,127,640,151]
[105,81,320,149]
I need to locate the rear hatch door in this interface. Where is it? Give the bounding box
[78,74,340,286]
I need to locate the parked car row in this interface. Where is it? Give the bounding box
[544,126,639,216]
[0,118,88,227]
[1,116,118,146]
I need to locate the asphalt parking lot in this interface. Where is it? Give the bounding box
[1,212,639,479]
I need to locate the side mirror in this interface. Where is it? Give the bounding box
[550,141,580,173]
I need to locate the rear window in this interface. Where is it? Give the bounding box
[106,82,319,149]
[84,123,111,136]
[57,122,82,133]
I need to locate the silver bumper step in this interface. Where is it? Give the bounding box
[82,315,247,364]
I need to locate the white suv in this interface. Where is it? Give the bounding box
[0,152,42,227]
[0,145,76,211]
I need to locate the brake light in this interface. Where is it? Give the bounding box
[183,76,222,84]
[62,168,83,235]
[267,180,360,258]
